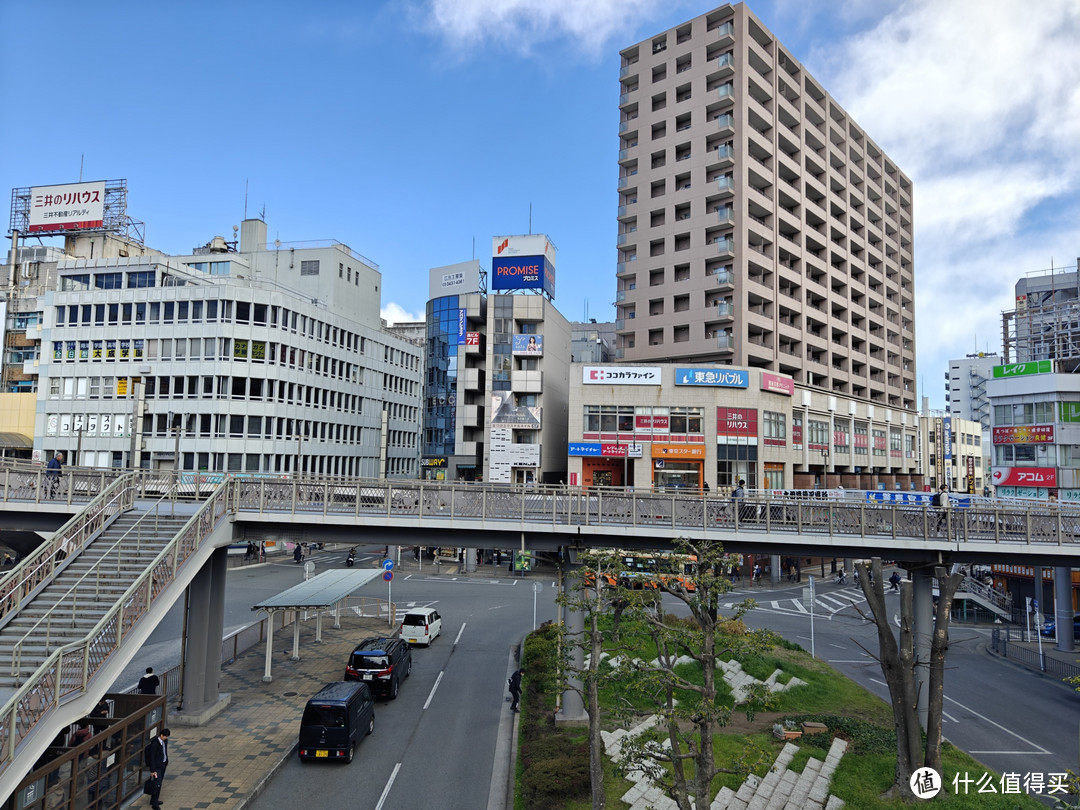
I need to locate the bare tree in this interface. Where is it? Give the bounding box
[854,558,962,799]
[556,549,638,809]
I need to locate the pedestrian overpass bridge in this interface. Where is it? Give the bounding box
[0,464,1077,796]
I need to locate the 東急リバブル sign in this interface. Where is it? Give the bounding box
[675,368,748,387]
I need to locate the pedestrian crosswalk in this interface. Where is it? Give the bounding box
[723,585,869,617]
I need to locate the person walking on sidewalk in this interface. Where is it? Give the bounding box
[508,666,524,712]
[144,728,171,810]
[889,571,902,592]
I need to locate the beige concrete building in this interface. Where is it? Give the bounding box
[614,4,916,412]
[567,363,922,492]
[918,413,985,495]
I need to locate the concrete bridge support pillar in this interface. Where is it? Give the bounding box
[556,571,587,727]
[770,554,782,585]
[172,547,231,726]
[1054,566,1075,653]
[911,568,934,731]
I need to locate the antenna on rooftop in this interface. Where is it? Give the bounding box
[244,179,249,220]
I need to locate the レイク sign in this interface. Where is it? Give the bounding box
[992,360,1052,378]
[990,467,1057,488]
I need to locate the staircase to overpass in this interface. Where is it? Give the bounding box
[0,473,233,799]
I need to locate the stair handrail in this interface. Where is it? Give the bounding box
[7,484,182,683]
[0,473,139,629]
[0,477,231,780]
[957,574,1009,611]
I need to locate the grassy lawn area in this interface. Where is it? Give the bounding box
[515,617,1049,809]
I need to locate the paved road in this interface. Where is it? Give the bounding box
[254,570,557,810]
[119,555,1075,808]
[732,580,1078,792]
[117,543,558,810]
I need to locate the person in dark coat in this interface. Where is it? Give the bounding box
[293,544,303,564]
[46,452,64,498]
[137,667,159,695]
[144,728,171,810]
[89,698,110,719]
[508,667,524,712]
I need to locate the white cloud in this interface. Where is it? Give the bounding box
[381,302,426,325]
[811,0,1080,403]
[421,0,677,54]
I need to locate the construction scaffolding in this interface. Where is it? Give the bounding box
[1001,263,1080,371]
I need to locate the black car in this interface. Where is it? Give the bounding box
[343,637,413,699]
[298,681,375,763]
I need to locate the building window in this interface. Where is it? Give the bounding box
[94,272,123,289]
[300,260,320,276]
[60,274,90,291]
[127,270,156,288]
[763,411,786,445]
[669,407,703,435]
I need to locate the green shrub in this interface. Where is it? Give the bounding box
[783,713,896,755]
[520,739,591,809]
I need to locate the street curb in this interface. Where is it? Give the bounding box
[234,742,299,810]
[980,641,1080,693]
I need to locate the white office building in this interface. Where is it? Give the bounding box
[34,218,422,477]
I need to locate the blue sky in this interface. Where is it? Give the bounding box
[3,0,1080,410]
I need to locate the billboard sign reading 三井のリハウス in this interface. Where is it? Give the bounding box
[28,181,106,233]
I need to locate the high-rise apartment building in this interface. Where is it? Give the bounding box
[614,3,916,410]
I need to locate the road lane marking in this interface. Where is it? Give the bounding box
[374,762,401,810]
[943,694,1052,753]
[454,622,467,645]
[423,671,444,711]
[968,750,1054,755]
[867,680,1051,755]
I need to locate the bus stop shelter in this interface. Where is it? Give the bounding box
[252,568,383,682]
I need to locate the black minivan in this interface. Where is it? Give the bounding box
[298,681,375,763]
[344,637,413,699]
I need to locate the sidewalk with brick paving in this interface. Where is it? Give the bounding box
[153,612,387,809]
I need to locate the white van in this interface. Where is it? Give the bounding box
[399,607,442,646]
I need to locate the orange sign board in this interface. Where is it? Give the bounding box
[651,444,706,458]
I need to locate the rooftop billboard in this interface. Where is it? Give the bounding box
[491,235,556,298]
[28,181,106,233]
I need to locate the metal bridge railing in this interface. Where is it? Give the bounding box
[225,476,1080,548]
[0,477,231,779]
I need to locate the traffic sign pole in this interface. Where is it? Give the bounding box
[383,566,395,627]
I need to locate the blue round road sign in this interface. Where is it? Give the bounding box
[383,559,394,571]
[383,571,394,582]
